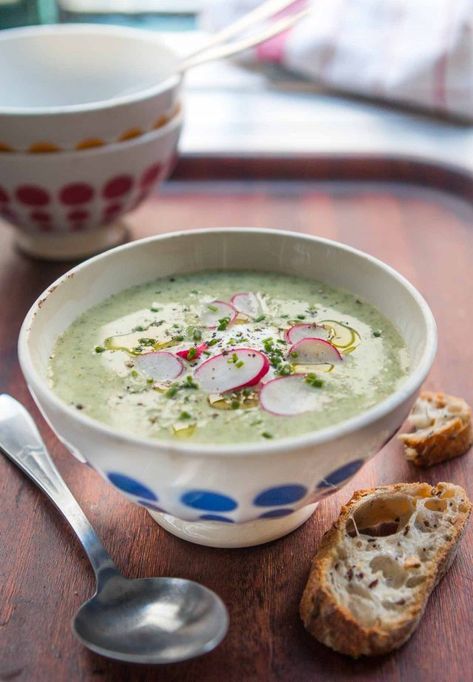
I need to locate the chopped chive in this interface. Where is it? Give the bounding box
[290,351,299,358]
[297,314,306,320]
[133,325,145,332]
[179,411,192,420]
[217,316,231,331]
[94,345,105,353]
[165,384,179,398]
[373,330,382,337]
[192,329,202,342]
[305,373,324,388]
[254,314,265,322]
[174,335,185,342]
[187,347,198,360]
[150,306,160,312]
[262,432,273,439]
[207,304,219,312]
[231,399,240,410]
[146,378,154,384]
[235,360,244,368]
[183,376,198,389]
[131,369,138,378]
[207,338,219,347]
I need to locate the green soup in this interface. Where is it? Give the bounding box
[49,271,409,444]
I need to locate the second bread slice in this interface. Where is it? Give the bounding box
[300,482,471,657]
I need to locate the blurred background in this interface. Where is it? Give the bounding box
[1,0,472,164]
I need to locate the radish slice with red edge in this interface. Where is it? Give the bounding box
[194,348,269,393]
[288,338,342,364]
[176,342,208,361]
[231,292,263,319]
[260,374,328,416]
[135,351,184,381]
[201,300,237,328]
[285,323,330,344]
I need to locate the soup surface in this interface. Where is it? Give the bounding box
[49,271,409,444]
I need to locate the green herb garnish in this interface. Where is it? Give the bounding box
[94,346,105,353]
[207,304,219,313]
[182,376,198,389]
[187,347,198,360]
[254,314,265,322]
[373,330,382,337]
[217,316,231,331]
[165,384,179,398]
[207,338,219,347]
[262,432,273,439]
[179,411,192,420]
[235,360,244,368]
[305,373,324,388]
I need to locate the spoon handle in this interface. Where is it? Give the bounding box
[181,8,310,72]
[0,394,118,586]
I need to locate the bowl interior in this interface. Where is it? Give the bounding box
[0,26,180,111]
[23,230,435,398]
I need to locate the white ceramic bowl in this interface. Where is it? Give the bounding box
[0,111,182,260]
[18,229,437,548]
[0,24,181,152]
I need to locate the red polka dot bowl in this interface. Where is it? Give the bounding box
[0,24,182,153]
[0,110,182,260]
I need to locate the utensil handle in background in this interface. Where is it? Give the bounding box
[187,0,301,61]
[181,8,310,72]
[0,394,118,586]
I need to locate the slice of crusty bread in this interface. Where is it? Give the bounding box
[300,482,471,657]
[399,391,472,467]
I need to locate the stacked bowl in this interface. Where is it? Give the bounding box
[0,24,184,259]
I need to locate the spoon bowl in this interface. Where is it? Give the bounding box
[0,394,229,664]
[73,575,229,664]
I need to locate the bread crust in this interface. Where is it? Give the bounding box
[300,482,471,657]
[399,391,472,467]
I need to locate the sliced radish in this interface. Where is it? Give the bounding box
[135,351,184,381]
[176,342,208,361]
[194,348,269,393]
[288,338,342,364]
[231,292,264,319]
[285,323,330,345]
[260,375,327,416]
[200,300,237,329]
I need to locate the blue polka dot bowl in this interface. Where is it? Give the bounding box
[18,229,437,547]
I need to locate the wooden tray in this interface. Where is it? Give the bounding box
[1,165,472,682]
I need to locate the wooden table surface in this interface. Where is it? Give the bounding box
[1,176,472,682]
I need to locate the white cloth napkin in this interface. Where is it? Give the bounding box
[201,0,473,121]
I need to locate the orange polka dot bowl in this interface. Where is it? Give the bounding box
[0,24,182,153]
[0,111,183,260]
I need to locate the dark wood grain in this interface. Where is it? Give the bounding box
[1,177,472,682]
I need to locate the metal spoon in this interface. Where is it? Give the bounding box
[0,394,229,664]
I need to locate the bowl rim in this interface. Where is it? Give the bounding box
[18,228,437,457]
[0,24,181,116]
[1,108,183,161]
